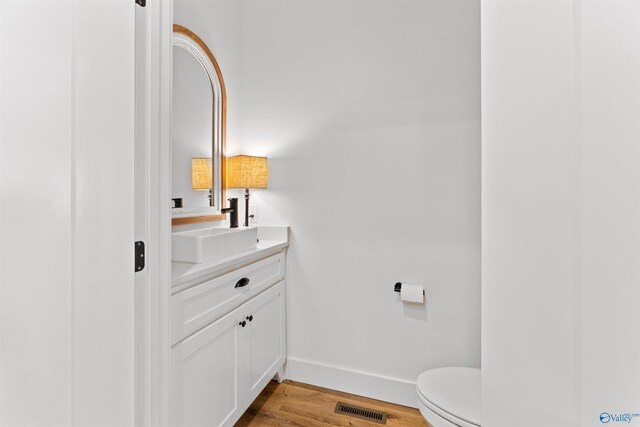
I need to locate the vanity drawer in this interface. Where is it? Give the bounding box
[172,252,285,343]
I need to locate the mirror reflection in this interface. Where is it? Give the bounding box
[173,46,213,208]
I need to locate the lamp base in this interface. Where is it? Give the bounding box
[244,188,250,227]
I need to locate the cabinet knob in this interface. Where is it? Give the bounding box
[239,321,246,327]
[235,277,250,288]
[246,315,253,322]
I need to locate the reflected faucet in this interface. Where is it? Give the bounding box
[221,198,238,228]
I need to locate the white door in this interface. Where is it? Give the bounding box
[0,1,135,425]
[171,307,245,427]
[243,281,286,404]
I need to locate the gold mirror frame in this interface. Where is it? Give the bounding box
[172,24,227,226]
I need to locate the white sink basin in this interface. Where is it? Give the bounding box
[172,227,258,263]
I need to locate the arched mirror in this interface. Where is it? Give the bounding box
[171,24,226,225]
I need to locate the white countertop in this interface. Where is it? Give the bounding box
[171,225,289,289]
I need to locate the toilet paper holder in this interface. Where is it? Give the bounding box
[394,282,425,295]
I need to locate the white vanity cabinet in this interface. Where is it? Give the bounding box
[170,244,288,427]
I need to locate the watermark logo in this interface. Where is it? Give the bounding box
[599,412,640,424]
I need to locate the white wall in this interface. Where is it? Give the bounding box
[238,0,481,406]
[482,1,640,425]
[0,1,135,425]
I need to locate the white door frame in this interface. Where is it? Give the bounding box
[135,0,173,426]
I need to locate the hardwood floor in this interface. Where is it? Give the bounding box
[236,380,428,427]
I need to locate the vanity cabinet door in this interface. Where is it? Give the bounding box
[243,281,286,404]
[171,307,245,427]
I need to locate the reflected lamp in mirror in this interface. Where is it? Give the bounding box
[227,155,268,226]
[192,157,213,206]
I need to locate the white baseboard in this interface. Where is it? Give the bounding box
[284,357,418,408]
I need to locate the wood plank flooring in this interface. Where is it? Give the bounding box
[236,380,428,427]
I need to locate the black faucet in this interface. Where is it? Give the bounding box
[221,198,238,228]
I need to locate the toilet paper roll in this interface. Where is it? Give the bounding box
[400,283,424,303]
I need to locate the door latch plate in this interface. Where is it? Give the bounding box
[135,241,145,272]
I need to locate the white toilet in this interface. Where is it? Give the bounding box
[416,367,481,427]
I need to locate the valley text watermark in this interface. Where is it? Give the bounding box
[600,412,640,424]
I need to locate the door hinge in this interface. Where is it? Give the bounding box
[135,0,146,7]
[135,241,145,272]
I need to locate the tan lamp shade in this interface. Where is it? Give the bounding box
[192,158,212,190]
[226,155,269,189]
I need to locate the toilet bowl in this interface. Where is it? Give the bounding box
[416,367,481,427]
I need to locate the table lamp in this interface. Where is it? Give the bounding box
[226,155,268,226]
[192,157,213,206]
